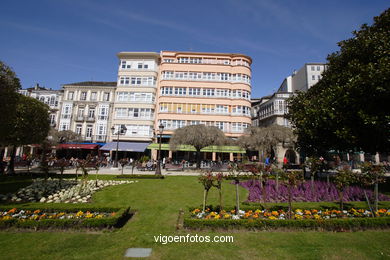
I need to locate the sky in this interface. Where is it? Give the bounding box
[0,0,388,98]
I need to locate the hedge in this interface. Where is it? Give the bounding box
[183,217,390,231]
[0,206,133,230]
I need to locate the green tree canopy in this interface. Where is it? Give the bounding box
[10,95,51,146]
[169,125,226,168]
[287,8,390,155]
[0,61,21,146]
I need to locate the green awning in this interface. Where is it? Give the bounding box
[147,144,246,153]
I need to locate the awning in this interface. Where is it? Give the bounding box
[147,144,246,154]
[100,142,150,152]
[57,144,99,150]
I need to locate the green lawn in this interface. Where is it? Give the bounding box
[0,176,389,260]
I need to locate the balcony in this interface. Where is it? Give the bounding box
[86,116,95,122]
[75,116,85,122]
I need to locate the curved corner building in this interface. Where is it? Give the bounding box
[153,51,252,160]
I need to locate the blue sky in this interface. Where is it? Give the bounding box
[0,0,388,97]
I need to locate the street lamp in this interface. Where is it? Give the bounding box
[111,125,127,168]
[155,123,164,175]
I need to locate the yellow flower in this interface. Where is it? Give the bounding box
[214,215,220,219]
[85,213,94,218]
[268,216,277,220]
[313,214,321,219]
[96,215,103,219]
[76,211,84,217]
[255,209,262,214]
[224,214,231,219]
[294,214,303,220]
[2,216,11,220]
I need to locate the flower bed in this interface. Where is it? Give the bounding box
[0,178,137,204]
[241,179,390,203]
[0,207,132,229]
[191,208,390,220]
[184,208,390,231]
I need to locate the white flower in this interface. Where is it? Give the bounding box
[232,215,240,220]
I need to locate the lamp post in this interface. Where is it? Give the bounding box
[155,123,164,175]
[111,125,127,168]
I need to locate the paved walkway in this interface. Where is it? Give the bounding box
[63,167,203,176]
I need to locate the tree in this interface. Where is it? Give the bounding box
[199,172,214,212]
[6,94,50,175]
[281,170,304,219]
[359,162,385,213]
[288,8,390,155]
[170,125,226,169]
[0,61,20,146]
[333,166,356,211]
[238,125,295,162]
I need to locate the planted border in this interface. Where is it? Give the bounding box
[184,216,390,231]
[0,206,133,230]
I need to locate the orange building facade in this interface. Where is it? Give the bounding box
[151,51,252,160]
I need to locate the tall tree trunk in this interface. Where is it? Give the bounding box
[311,175,315,196]
[202,189,209,212]
[219,186,223,211]
[6,145,16,175]
[364,189,375,217]
[196,149,201,169]
[374,181,379,212]
[288,185,292,219]
[235,180,240,215]
[339,189,344,211]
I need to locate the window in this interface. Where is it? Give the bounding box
[311,66,315,71]
[174,87,186,96]
[116,108,128,118]
[50,96,55,105]
[88,108,95,119]
[50,114,56,125]
[219,73,230,81]
[76,125,82,135]
[133,108,139,118]
[98,105,109,120]
[91,92,97,101]
[103,92,110,101]
[312,75,315,80]
[77,108,84,119]
[138,63,143,69]
[161,87,173,95]
[86,125,93,138]
[163,59,174,63]
[80,92,87,101]
[188,88,201,96]
[317,75,321,80]
[203,88,214,96]
[317,66,321,71]
[215,105,228,114]
[143,64,148,69]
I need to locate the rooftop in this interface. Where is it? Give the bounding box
[63,81,117,87]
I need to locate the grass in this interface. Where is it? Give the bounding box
[0,176,389,259]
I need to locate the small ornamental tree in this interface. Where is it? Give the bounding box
[359,162,385,213]
[119,158,128,175]
[281,170,304,218]
[228,163,243,215]
[56,158,70,187]
[306,157,324,194]
[333,166,356,211]
[199,171,214,212]
[212,172,224,211]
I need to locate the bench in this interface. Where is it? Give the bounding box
[165,163,183,171]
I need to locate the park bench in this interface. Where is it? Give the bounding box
[165,163,183,171]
